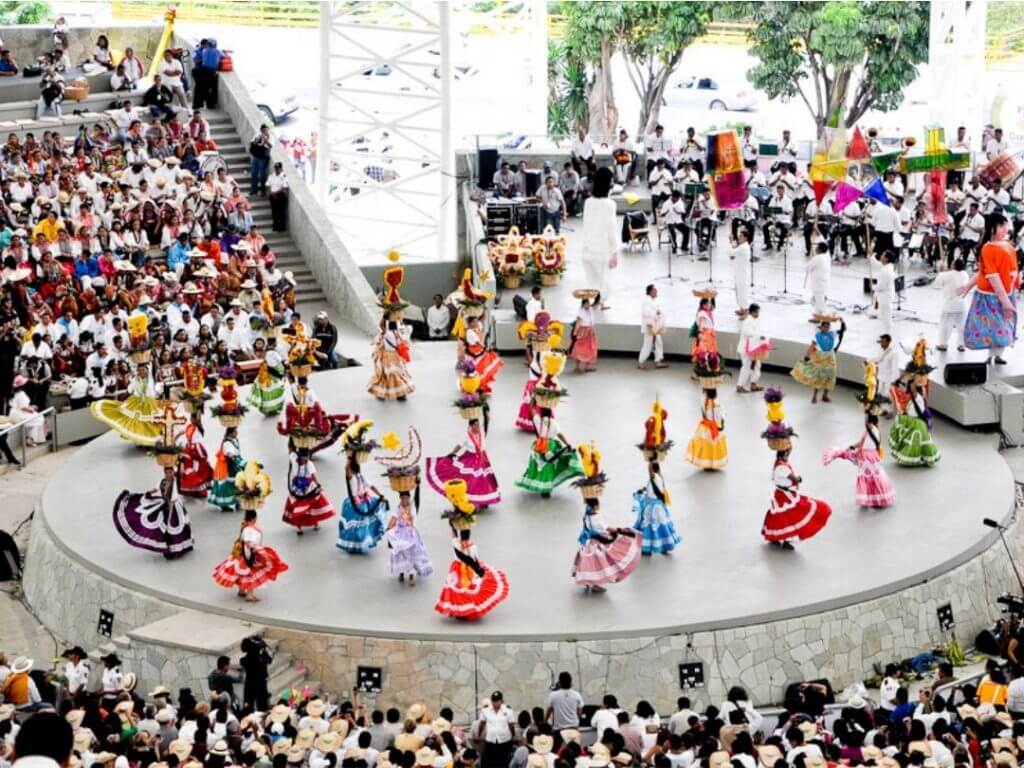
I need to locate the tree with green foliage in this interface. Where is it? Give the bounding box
[0,1,51,25]
[558,1,710,140]
[744,1,929,134]
[547,39,589,139]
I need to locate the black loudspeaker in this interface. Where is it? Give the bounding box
[944,361,987,386]
[477,148,499,190]
[523,169,542,196]
[515,204,542,235]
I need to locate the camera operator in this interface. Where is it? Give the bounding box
[239,635,273,711]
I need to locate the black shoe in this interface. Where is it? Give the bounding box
[994,357,1008,365]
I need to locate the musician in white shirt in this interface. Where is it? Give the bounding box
[673,161,699,195]
[803,198,833,255]
[768,166,796,198]
[985,127,1006,160]
[660,190,688,254]
[648,159,673,220]
[741,125,758,169]
[570,128,595,174]
[733,194,759,244]
[691,191,715,254]
[645,124,674,173]
[611,129,636,185]
[681,127,705,177]
[836,200,865,261]
[763,185,793,251]
[778,129,798,165]
[955,201,984,263]
[882,170,904,204]
[868,199,900,257]
[934,258,969,352]
[638,284,667,369]
[984,179,1012,241]
[950,126,970,188]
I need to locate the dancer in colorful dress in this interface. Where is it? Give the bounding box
[462,314,503,394]
[822,362,896,508]
[759,389,831,548]
[177,409,213,498]
[367,318,415,401]
[209,426,245,511]
[632,460,680,555]
[336,453,389,553]
[282,449,336,533]
[889,338,941,467]
[247,337,286,416]
[685,388,728,470]
[435,483,509,620]
[384,477,433,585]
[569,293,598,373]
[791,315,845,403]
[689,292,718,358]
[425,418,501,508]
[573,500,643,591]
[90,366,164,446]
[212,509,289,602]
[113,464,194,559]
[515,313,562,433]
[961,215,1019,364]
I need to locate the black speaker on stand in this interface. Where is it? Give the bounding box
[477,147,499,190]
[944,362,988,386]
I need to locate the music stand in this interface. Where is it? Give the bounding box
[655,226,689,285]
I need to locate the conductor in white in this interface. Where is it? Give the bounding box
[639,284,668,369]
[805,243,831,315]
[581,167,619,310]
[730,228,752,316]
[870,250,897,335]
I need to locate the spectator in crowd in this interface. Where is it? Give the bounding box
[545,672,583,730]
[0,49,17,77]
[93,34,113,70]
[249,125,273,196]
[427,294,451,340]
[192,38,222,109]
[537,175,567,234]
[12,710,73,768]
[143,75,176,121]
[267,162,289,232]
[493,162,518,198]
[119,47,145,82]
[559,161,582,217]
[109,63,136,93]
[36,68,64,120]
[312,311,339,368]
[158,49,188,106]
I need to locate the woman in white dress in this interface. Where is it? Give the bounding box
[9,376,46,445]
[581,166,619,310]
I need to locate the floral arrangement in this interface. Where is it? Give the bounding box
[454,361,487,418]
[638,396,674,459]
[283,332,319,373]
[760,388,797,451]
[442,478,477,529]
[235,459,272,510]
[278,385,329,448]
[378,256,410,317]
[127,313,152,363]
[456,268,493,311]
[904,337,935,376]
[376,428,422,490]
[857,361,891,413]
[572,442,607,498]
[533,237,566,276]
[341,419,378,460]
[693,350,729,389]
[212,366,248,423]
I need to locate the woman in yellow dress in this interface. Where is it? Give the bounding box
[685,388,727,470]
[90,365,164,446]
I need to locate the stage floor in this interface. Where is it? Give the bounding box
[491,218,1024,383]
[43,356,1013,641]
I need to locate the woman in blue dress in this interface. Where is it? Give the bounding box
[336,453,389,553]
[631,460,680,555]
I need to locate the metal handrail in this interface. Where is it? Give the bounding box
[0,407,58,467]
[932,669,988,705]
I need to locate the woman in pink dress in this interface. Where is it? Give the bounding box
[569,297,598,373]
[515,348,542,433]
[822,414,895,508]
[425,418,500,508]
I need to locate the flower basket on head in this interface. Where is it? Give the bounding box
[130,347,152,365]
[453,388,486,421]
[573,442,606,500]
[761,388,796,452]
[693,351,728,390]
[235,460,272,510]
[290,362,313,378]
[212,402,248,429]
[533,386,566,409]
[386,466,420,493]
[442,478,477,529]
[638,441,674,463]
[155,449,181,468]
[376,428,423,492]
[538,272,560,287]
[238,493,265,511]
[291,433,320,450]
[341,419,378,466]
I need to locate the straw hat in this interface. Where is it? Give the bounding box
[114,700,135,716]
[804,757,826,768]
[166,156,181,166]
[692,287,718,299]
[167,741,192,762]
[797,721,818,740]
[313,732,342,754]
[114,259,136,272]
[271,739,294,757]
[0,704,15,722]
[811,312,840,324]
[532,735,553,756]
[121,673,138,691]
[957,704,979,721]
[182,282,202,295]
[58,191,71,204]
[73,729,93,753]
[861,747,883,762]
[526,756,547,768]
[306,699,326,718]
[328,718,350,738]
[295,729,316,750]
[200,191,215,202]
[415,747,437,767]
[345,748,367,761]
[995,712,1015,730]
[92,753,117,765]
[10,656,32,674]
[757,745,783,768]
[209,741,231,758]
[250,743,269,759]
[66,709,86,729]
[709,752,731,768]
[588,746,611,768]
[993,754,1016,768]
[269,704,293,724]
[155,709,174,724]
[240,279,257,289]
[147,158,161,169]
[286,746,308,765]
[560,729,581,745]
[406,703,427,722]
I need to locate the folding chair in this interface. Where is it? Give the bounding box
[627,212,652,252]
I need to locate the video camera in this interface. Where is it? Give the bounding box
[996,592,1024,614]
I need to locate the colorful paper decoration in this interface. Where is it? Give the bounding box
[834,181,863,213]
[705,131,746,210]
[847,127,871,161]
[898,125,971,174]
[870,152,900,175]
[863,177,891,207]
[708,170,747,210]
[813,180,833,205]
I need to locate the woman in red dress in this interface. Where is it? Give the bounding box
[761,448,832,549]
[213,510,289,602]
[282,449,336,532]
[434,527,509,621]
[177,410,213,497]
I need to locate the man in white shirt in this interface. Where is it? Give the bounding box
[426,294,451,339]
[645,124,674,174]
[879,665,901,712]
[570,128,595,174]
[874,334,902,416]
[805,243,831,315]
[660,190,688,254]
[869,199,900,257]
[158,49,187,106]
[837,200,865,261]
[778,129,798,165]
[559,162,582,216]
[882,170,904,205]
[537,175,566,233]
[681,128,705,177]
[612,129,636,185]
[648,159,673,220]
[492,162,518,197]
[475,691,515,768]
[984,179,1012,242]
[955,201,984,263]
[673,160,700,195]
[638,284,667,370]
[730,228,752,313]
[267,162,290,232]
[950,126,971,188]
[62,646,90,700]
[802,197,833,254]
[525,285,543,323]
[763,185,793,252]
[590,695,622,738]
[667,697,697,735]
[691,190,716,255]
[870,250,897,334]
[934,259,969,352]
[985,127,1006,160]
[736,302,766,393]
[741,126,758,169]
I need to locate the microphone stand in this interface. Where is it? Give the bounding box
[986,519,1024,596]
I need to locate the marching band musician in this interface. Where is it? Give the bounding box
[681,127,705,178]
[883,170,905,206]
[659,189,688,255]
[946,179,966,241]
[645,124,674,174]
[732,192,759,244]
[778,129,798,168]
[648,159,673,223]
[690,189,716,256]
[611,128,637,186]
[741,125,759,170]
[836,198,865,264]
[803,194,834,256]
[673,160,700,195]
[763,184,793,253]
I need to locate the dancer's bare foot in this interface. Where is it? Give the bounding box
[655,362,669,369]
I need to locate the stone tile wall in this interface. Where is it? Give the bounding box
[0,24,163,69]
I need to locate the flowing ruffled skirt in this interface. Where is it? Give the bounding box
[632,491,681,554]
[336,497,387,553]
[685,422,728,470]
[434,559,509,620]
[212,547,289,591]
[573,530,643,586]
[112,490,194,556]
[822,447,896,507]
[964,291,1018,351]
[762,488,832,542]
[367,348,415,400]
[791,350,837,390]
[515,438,584,494]
[179,442,213,497]
[515,379,538,432]
[889,414,941,467]
[283,487,336,528]
[425,449,501,507]
[247,376,285,416]
[474,349,504,393]
[386,524,434,578]
[570,326,598,365]
[90,394,163,446]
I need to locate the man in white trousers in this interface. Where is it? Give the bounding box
[934,258,969,352]
[870,250,897,335]
[874,333,902,417]
[736,303,767,393]
[806,242,831,318]
[730,228,752,316]
[638,284,668,370]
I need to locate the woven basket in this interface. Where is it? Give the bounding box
[751,350,770,362]
[155,452,179,468]
[698,375,724,389]
[65,84,90,102]
[463,304,485,319]
[767,436,792,452]
[218,413,242,428]
[239,495,264,512]
[913,373,930,386]
[388,473,418,492]
[534,391,561,408]
[458,405,484,421]
[291,434,320,449]
[538,272,561,287]
[502,274,522,289]
[579,483,604,500]
[386,309,405,322]
[450,515,474,532]
[345,447,371,464]
[290,363,313,378]
[641,446,669,463]
[130,348,152,365]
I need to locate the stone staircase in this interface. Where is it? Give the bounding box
[85,609,320,700]
[204,111,326,307]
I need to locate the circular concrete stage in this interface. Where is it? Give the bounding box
[40,356,1013,644]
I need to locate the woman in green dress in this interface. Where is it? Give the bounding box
[209,426,247,510]
[247,337,286,416]
[515,406,584,497]
[889,377,941,467]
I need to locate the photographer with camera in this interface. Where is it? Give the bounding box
[239,635,273,711]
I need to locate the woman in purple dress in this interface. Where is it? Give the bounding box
[384,477,433,585]
[425,418,501,508]
[112,465,195,559]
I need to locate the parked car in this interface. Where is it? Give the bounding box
[664,75,758,112]
[252,80,299,125]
